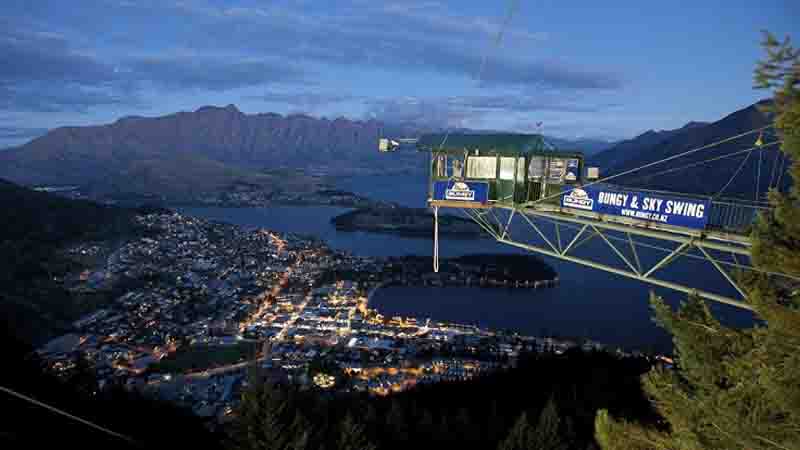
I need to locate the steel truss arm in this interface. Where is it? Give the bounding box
[495,209,753,310]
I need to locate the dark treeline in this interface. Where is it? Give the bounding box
[232,349,660,450]
[0,179,161,346]
[0,327,222,450]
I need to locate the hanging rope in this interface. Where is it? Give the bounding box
[433,206,440,273]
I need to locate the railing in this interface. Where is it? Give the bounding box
[707,199,771,235]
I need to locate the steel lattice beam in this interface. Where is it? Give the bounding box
[484,208,754,310]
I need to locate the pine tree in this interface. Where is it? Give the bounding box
[595,31,800,450]
[531,397,568,450]
[337,413,376,450]
[229,381,292,450]
[497,411,535,450]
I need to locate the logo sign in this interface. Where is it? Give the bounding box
[433,181,489,203]
[446,182,475,201]
[561,185,710,230]
[562,188,594,210]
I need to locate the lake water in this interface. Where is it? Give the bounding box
[179,174,754,353]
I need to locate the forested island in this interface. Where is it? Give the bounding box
[331,207,483,236]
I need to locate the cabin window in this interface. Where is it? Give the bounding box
[466,156,497,179]
[529,157,545,180]
[447,155,465,179]
[517,157,526,182]
[499,157,516,180]
[549,158,566,182]
[432,155,446,178]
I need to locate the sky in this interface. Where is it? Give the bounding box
[0,0,797,148]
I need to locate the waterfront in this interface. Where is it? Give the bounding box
[179,174,755,353]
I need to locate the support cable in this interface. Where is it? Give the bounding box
[715,146,755,199]
[529,125,774,206]
[768,143,782,189]
[439,0,520,150]
[0,385,137,446]
[624,141,780,186]
[776,151,788,191]
[756,147,763,201]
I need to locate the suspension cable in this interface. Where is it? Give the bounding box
[439,0,520,149]
[529,125,774,206]
[768,142,782,189]
[756,147,763,201]
[715,147,755,199]
[775,151,788,190]
[623,141,780,185]
[0,385,137,445]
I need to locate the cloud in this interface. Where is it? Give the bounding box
[0,126,50,140]
[124,55,305,91]
[365,94,622,129]
[0,82,131,113]
[0,1,625,119]
[124,1,622,91]
[366,97,482,129]
[252,90,358,108]
[0,24,115,85]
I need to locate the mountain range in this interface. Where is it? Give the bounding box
[590,100,785,199]
[0,100,787,201]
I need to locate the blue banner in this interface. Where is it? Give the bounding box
[561,185,710,229]
[433,181,489,203]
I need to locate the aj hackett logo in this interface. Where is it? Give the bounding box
[562,188,594,210]
[445,182,476,201]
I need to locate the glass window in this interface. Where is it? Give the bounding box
[466,156,496,179]
[432,155,446,178]
[528,157,545,180]
[549,158,566,182]
[499,157,516,180]
[448,156,465,178]
[517,157,526,182]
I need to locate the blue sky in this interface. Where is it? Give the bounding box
[0,0,797,147]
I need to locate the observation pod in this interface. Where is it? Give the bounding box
[416,133,592,209]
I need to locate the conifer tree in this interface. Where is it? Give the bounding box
[337,413,376,450]
[595,31,800,450]
[229,381,292,450]
[531,397,569,450]
[497,411,535,450]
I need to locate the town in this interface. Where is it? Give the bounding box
[36,212,636,427]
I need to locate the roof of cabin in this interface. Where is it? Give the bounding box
[417,133,547,155]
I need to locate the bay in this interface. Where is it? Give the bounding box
[178,173,754,353]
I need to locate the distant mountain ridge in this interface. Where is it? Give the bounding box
[0,105,403,199]
[0,105,616,199]
[590,121,709,169]
[589,100,784,199]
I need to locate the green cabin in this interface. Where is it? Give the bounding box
[417,133,587,208]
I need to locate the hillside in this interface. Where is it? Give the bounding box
[590,121,708,169]
[589,101,785,198]
[0,179,142,345]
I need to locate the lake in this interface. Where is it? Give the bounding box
[179,173,754,353]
